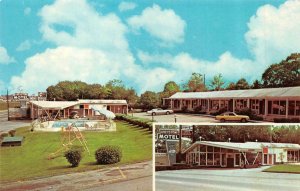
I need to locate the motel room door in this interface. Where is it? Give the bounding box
[226,153,235,168]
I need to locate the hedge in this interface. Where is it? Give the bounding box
[274,118,300,123]
[116,114,153,132]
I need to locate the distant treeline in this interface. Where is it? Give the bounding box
[46,53,300,109]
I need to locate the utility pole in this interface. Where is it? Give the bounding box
[6,89,10,121]
[178,125,182,162]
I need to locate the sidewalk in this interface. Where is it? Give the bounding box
[0,161,152,191]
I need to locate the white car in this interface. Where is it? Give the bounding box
[147,108,174,115]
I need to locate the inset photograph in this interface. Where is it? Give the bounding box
[155,124,300,191]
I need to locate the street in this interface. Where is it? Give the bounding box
[0,110,31,132]
[156,167,300,191]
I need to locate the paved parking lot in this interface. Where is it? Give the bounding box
[0,110,31,132]
[156,167,300,191]
[133,112,222,123]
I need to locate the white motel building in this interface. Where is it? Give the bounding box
[163,86,300,121]
[184,141,300,168]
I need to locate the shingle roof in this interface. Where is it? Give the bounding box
[168,86,300,99]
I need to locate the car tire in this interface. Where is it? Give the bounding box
[220,118,225,123]
[241,118,247,123]
[166,111,170,115]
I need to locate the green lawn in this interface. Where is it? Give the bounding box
[263,164,300,174]
[0,121,152,183]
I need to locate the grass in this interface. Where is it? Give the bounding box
[263,164,300,174]
[0,101,20,111]
[0,121,152,183]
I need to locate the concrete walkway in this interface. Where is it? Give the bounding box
[1,161,152,191]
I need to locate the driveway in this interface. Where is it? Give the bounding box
[133,112,218,123]
[0,110,31,133]
[1,161,152,191]
[156,167,300,191]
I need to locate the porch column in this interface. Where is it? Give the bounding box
[207,99,210,113]
[179,100,182,110]
[247,99,250,108]
[286,99,289,119]
[170,99,173,109]
[31,103,33,120]
[264,99,268,117]
[162,98,165,106]
[233,99,235,112]
[219,100,221,109]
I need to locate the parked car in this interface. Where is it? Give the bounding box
[216,112,249,122]
[147,108,174,115]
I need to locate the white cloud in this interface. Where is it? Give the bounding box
[39,0,129,54]
[24,7,31,15]
[118,1,137,12]
[245,0,300,64]
[127,4,186,45]
[0,46,15,64]
[16,40,31,51]
[138,51,257,85]
[10,0,170,94]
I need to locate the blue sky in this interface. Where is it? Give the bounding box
[0,0,299,94]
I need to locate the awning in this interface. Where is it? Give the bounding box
[91,106,116,119]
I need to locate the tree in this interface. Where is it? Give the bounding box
[262,53,300,88]
[210,74,225,91]
[139,91,160,110]
[163,81,180,95]
[226,82,236,90]
[235,78,250,90]
[251,80,262,89]
[184,73,206,92]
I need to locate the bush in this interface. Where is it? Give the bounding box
[181,106,188,113]
[193,106,202,113]
[64,146,83,167]
[8,130,16,137]
[95,145,122,164]
[211,107,228,116]
[115,114,153,132]
[236,107,263,121]
[274,118,300,123]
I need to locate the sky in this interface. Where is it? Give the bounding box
[0,0,300,94]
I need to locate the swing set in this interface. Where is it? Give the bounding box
[48,122,90,160]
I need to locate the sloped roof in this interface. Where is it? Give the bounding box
[77,99,127,104]
[30,101,78,109]
[169,86,300,99]
[30,99,127,109]
[183,141,300,153]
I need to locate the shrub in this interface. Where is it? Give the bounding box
[235,107,263,121]
[181,106,188,113]
[95,145,122,164]
[64,146,83,167]
[211,107,228,116]
[8,130,16,137]
[193,106,202,114]
[274,118,300,123]
[115,114,153,132]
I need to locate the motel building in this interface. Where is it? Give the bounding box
[163,86,300,121]
[29,99,128,120]
[184,141,300,168]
